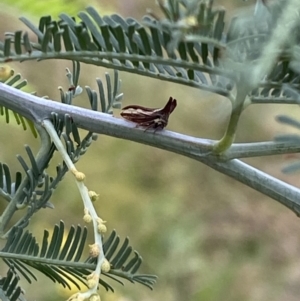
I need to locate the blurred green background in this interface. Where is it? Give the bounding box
[1,1,300,301]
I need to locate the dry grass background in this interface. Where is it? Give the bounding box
[1,1,300,301]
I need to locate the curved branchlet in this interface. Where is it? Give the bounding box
[37,67,123,300]
[41,114,106,301]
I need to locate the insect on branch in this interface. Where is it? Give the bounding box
[120,97,177,131]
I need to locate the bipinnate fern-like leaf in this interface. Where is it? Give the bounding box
[1,1,300,104]
[1,221,157,292]
[0,267,24,301]
[0,3,234,98]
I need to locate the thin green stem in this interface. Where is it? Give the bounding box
[213,80,249,153]
[42,119,105,298]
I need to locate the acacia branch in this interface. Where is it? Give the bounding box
[1,83,300,216]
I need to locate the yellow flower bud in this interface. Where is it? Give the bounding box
[86,273,99,289]
[83,214,92,223]
[101,259,111,273]
[97,223,107,234]
[71,168,85,181]
[88,191,99,202]
[89,244,100,257]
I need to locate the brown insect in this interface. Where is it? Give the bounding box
[120,97,177,131]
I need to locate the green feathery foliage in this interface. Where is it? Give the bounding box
[1,222,157,291]
[1,1,300,300]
